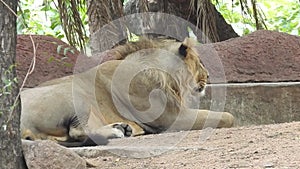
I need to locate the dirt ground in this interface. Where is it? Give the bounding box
[77,122,300,169]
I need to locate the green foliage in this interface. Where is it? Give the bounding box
[46,42,75,68]
[17,0,89,45]
[47,55,73,68]
[17,1,63,37]
[0,65,19,120]
[213,0,256,35]
[17,0,299,42]
[213,0,300,36]
[262,0,300,35]
[1,65,17,97]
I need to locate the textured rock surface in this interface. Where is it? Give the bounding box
[70,122,300,168]
[22,140,86,169]
[198,30,300,83]
[16,35,126,87]
[16,31,300,87]
[16,35,79,88]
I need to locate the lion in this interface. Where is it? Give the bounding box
[20,38,234,146]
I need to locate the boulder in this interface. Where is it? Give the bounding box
[17,31,299,87]
[16,35,79,88]
[89,30,300,83]
[16,35,124,87]
[22,140,87,169]
[198,30,300,83]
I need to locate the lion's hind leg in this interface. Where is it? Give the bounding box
[21,129,40,141]
[21,129,68,142]
[22,122,134,147]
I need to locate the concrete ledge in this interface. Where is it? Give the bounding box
[71,146,193,158]
[201,82,300,126]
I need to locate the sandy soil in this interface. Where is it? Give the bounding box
[78,122,300,169]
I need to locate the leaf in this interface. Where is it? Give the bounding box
[48,56,55,63]
[126,27,139,42]
[63,47,69,56]
[63,62,73,68]
[57,34,64,39]
[61,57,68,61]
[57,45,62,54]
[187,26,197,41]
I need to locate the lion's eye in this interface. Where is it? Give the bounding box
[25,136,33,140]
[194,86,203,92]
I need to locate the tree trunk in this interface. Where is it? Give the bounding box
[86,0,124,54]
[86,0,123,35]
[214,5,240,41]
[124,0,239,42]
[0,0,27,168]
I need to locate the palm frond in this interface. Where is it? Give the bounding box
[56,0,87,53]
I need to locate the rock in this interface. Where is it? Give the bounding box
[86,30,300,84]
[22,140,87,169]
[198,30,300,83]
[16,35,130,87]
[17,31,300,87]
[16,31,299,88]
[16,35,80,88]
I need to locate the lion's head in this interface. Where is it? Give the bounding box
[179,38,209,96]
[111,37,209,97]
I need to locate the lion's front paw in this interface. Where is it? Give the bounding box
[112,123,132,137]
[94,122,133,139]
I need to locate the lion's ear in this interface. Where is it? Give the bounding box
[178,37,197,57]
[179,44,188,57]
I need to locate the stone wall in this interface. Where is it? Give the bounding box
[200,82,300,126]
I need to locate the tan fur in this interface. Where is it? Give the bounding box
[21,38,234,145]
